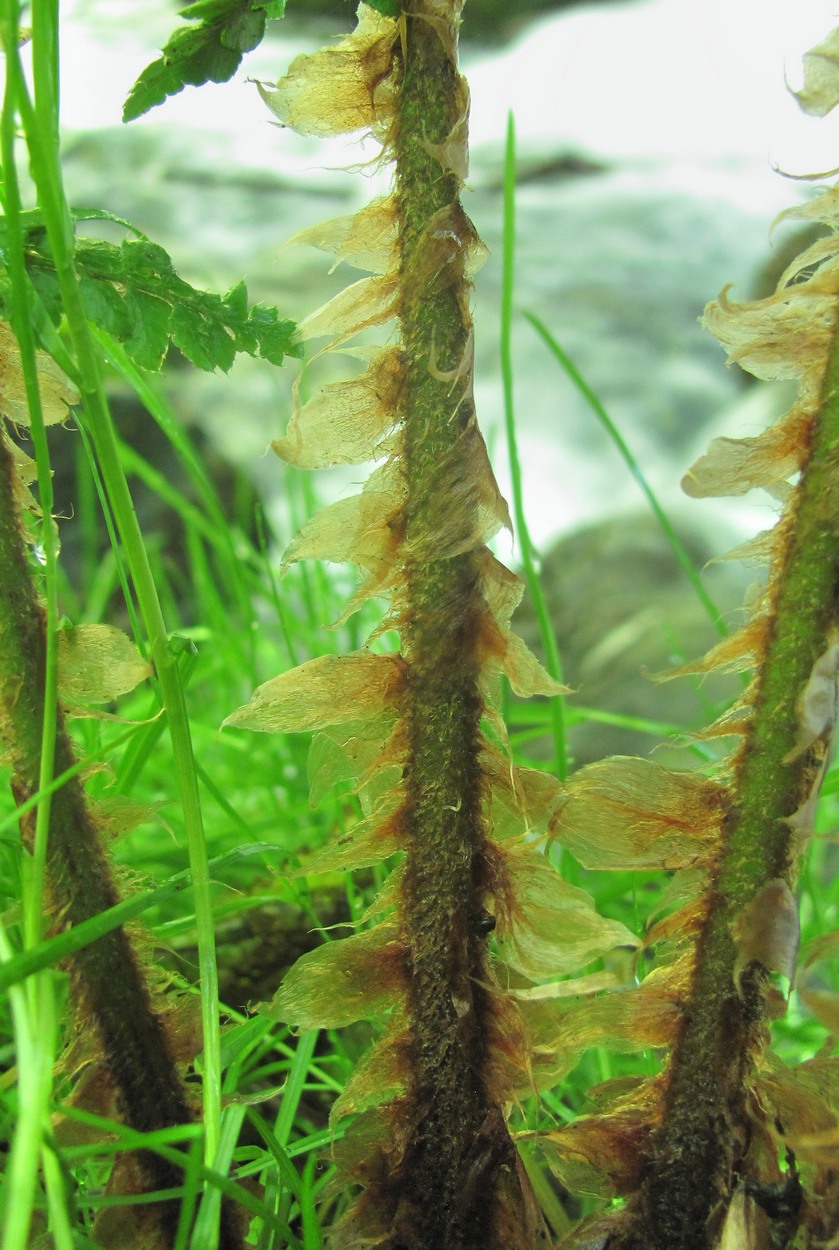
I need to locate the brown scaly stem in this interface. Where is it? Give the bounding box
[621,317,839,1250]
[388,8,515,1246]
[0,433,244,1248]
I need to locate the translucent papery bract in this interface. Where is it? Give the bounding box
[265,921,407,1029]
[298,274,399,344]
[307,716,402,805]
[280,460,404,581]
[702,282,837,390]
[483,749,564,842]
[539,1086,659,1198]
[58,623,151,707]
[493,842,638,980]
[404,422,512,561]
[553,757,724,871]
[682,404,812,498]
[288,197,400,277]
[792,29,839,117]
[658,615,771,680]
[0,320,79,426]
[522,959,691,1088]
[257,5,398,138]
[759,1057,839,1140]
[302,794,405,875]
[475,549,568,698]
[273,346,404,469]
[223,651,406,734]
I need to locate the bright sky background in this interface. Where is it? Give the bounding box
[57,0,839,176]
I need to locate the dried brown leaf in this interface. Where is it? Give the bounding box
[257,4,398,137]
[288,196,399,275]
[554,756,724,871]
[791,27,839,118]
[223,652,407,734]
[58,624,151,705]
[265,921,407,1028]
[273,346,404,469]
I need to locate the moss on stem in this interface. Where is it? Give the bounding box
[387,8,516,1246]
[623,317,839,1250]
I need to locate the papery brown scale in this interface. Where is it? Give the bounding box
[299,795,405,875]
[307,717,406,806]
[223,651,407,734]
[482,749,564,842]
[776,184,839,229]
[330,1022,412,1127]
[287,196,399,276]
[273,346,405,469]
[553,757,725,871]
[280,461,404,585]
[644,893,709,949]
[681,405,813,499]
[492,841,638,980]
[732,878,800,993]
[539,1105,655,1199]
[759,1056,839,1137]
[420,97,470,183]
[475,985,533,1102]
[265,921,408,1029]
[298,274,400,343]
[474,602,568,699]
[691,695,755,742]
[711,528,779,567]
[402,203,482,301]
[657,614,771,679]
[776,231,839,289]
[791,29,839,117]
[404,421,511,560]
[521,961,689,1088]
[703,284,837,387]
[257,5,398,138]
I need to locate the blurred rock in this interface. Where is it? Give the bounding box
[512,509,758,767]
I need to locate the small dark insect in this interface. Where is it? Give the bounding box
[475,912,496,936]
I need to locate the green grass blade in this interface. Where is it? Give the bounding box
[523,309,728,639]
[0,844,278,992]
[501,113,568,779]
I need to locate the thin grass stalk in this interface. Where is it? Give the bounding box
[500,113,567,779]
[523,311,727,639]
[13,0,226,1183]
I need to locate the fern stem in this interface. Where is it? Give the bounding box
[625,303,839,1250]
[0,432,209,1245]
[390,7,516,1245]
